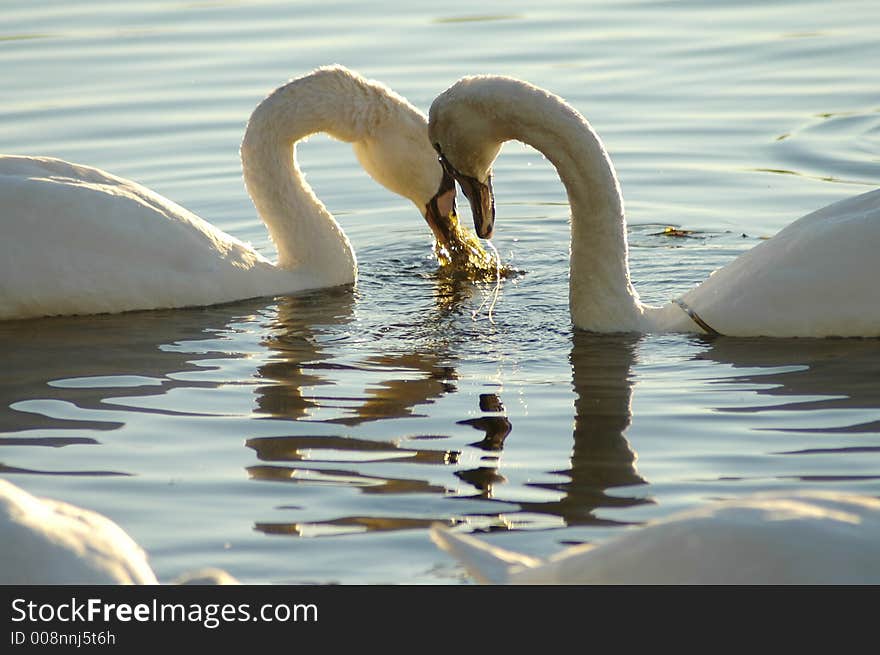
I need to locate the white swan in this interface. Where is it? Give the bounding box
[431,490,880,584]
[428,76,880,337]
[0,66,465,321]
[0,478,236,584]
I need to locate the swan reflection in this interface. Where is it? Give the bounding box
[253,280,461,425]
[457,393,512,450]
[266,331,652,537]
[453,332,649,528]
[253,288,355,421]
[247,278,473,537]
[4,274,877,546]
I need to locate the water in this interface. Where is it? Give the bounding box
[2,0,879,584]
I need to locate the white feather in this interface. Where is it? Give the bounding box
[0,478,238,585]
[1,66,444,321]
[432,491,880,584]
[429,76,880,337]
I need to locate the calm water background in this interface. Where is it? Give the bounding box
[1,0,879,583]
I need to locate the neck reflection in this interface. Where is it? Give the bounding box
[248,274,484,537]
[454,331,649,528]
[252,274,478,425]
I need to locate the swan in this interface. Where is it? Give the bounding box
[0,65,485,322]
[0,478,237,584]
[428,76,880,337]
[431,490,880,584]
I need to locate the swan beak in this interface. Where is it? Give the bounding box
[424,169,459,248]
[457,173,495,239]
[435,148,495,239]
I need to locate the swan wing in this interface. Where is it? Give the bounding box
[0,156,299,319]
[683,188,880,337]
[0,479,158,584]
[432,492,880,584]
[529,491,880,584]
[429,524,542,584]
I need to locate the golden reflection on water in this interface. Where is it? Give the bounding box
[253,289,354,421]
[247,464,449,495]
[256,516,453,538]
[246,435,459,465]
[245,280,470,536]
[0,286,657,533]
[249,330,653,537]
[261,330,880,536]
[328,353,457,426]
[4,276,880,541]
[453,333,649,529]
[254,283,460,425]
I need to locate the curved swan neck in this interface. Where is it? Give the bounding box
[466,79,645,331]
[241,68,390,283]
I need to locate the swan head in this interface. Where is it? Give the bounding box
[428,78,505,239]
[352,94,504,275]
[244,65,467,258]
[242,65,500,275]
[351,124,459,250]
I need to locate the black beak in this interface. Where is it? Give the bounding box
[436,149,495,239]
[424,165,459,248]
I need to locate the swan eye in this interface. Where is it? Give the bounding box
[433,142,442,154]
[437,152,456,177]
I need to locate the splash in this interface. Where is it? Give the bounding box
[471,241,502,324]
[433,211,511,281]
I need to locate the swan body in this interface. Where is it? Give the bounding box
[429,76,880,337]
[431,491,880,584]
[0,478,237,584]
[0,477,156,584]
[0,66,458,321]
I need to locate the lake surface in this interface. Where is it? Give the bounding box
[1,0,878,583]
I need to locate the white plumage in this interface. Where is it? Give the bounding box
[1,66,454,321]
[432,491,880,584]
[0,478,236,585]
[428,75,880,337]
[0,477,157,584]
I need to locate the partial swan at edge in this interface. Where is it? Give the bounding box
[0,478,237,584]
[428,75,880,337]
[0,66,466,321]
[431,490,880,584]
